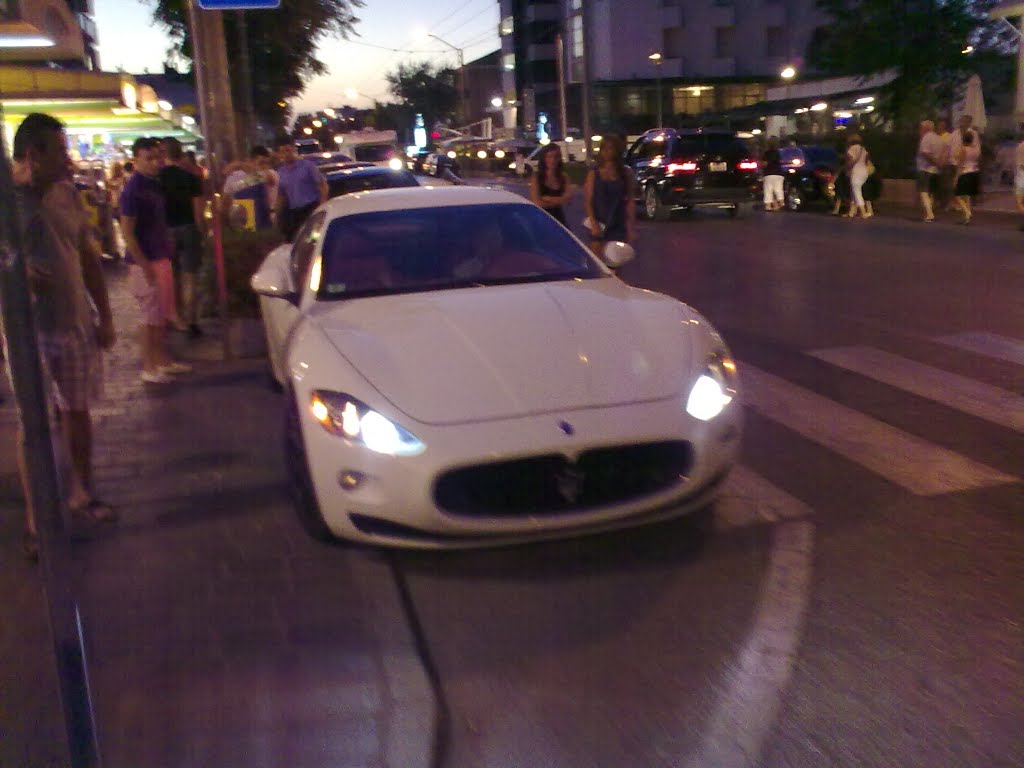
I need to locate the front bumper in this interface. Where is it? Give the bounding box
[298,394,743,548]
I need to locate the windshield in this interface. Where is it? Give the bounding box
[326,170,418,198]
[317,203,605,300]
[353,144,396,162]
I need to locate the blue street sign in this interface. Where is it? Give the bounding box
[197,0,280,9]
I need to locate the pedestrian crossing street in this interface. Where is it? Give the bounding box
[715,331,1023,531]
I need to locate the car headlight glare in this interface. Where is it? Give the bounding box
[685,352,738,421]
[310,391,425,456]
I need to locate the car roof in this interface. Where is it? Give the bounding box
[324,166,410,180]
[320,185,528,217]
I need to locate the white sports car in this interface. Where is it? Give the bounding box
[251,186,742,548]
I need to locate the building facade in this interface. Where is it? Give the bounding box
[499,0,830,136]
[0,0,100,69]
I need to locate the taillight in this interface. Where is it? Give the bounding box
[738,160,759,171]
[667,161,698,174]
[812,167,834,182]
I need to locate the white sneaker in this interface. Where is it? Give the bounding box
[159,361,193,375]
[141,370,174,384]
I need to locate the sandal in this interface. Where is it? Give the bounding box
[71,498,119,526]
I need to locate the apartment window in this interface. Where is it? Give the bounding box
[500,16,514,36]
[672,86,715,116]
[715,26,734,58]
[623,89,644,115]
[663,26,685,60]
[570,14,584,59]
[721,83,765,109]
[765,26,785,57]
[502,53,516,71]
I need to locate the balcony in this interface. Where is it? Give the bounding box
[706,56,737,77]
[525,3,560,23]
[527,42,556,61]
[0,0,85,62]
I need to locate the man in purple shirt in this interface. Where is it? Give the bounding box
[274,135,327,241]
[120,137,192,384]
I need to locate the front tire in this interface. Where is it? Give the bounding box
[644,184,670,221]
[285,393,336,543]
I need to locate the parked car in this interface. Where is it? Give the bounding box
[514,142,583,177]
[251,186,741,547]
[423,151,462,179]
[779,145,840,211]
[324,165,419,198]
[624,128,760,220]
[295,138,323,155]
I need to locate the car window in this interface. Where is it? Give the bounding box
[317,203,605,299]
[802,147,839,166]
[353,144,396,162]
[669,137,705,159]
[704,135,747,157]
[290,211,327,289]
[327,170,418,198]
[640,137,667,161]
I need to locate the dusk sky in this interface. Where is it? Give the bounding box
[93,0,500,115]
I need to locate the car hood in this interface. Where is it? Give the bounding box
[312,278,698,425]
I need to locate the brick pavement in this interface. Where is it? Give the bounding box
[1,263,433,768]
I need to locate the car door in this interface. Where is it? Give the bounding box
[262,211,327,382]
[628,136,666,200]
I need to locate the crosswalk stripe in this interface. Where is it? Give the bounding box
[739,363,1018,496]
[934,332,1024,367]
[716,465,814,531]
[810,345,1024,433]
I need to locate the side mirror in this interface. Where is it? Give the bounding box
[602,240,635,269]
[251,260,298,304]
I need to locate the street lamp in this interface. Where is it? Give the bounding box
[428,33,467,128]
[649,52,663,127]
[780,65,797,79]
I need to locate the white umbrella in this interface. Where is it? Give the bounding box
[954,74,987,132]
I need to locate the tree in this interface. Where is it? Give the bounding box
[385,61,458,133]
[150,0,363,134]
[807,0,983,125]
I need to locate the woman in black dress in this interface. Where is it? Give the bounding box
[530,143,572,225]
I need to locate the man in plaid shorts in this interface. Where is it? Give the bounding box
[11,113,117,559]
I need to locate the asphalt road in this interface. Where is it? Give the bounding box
[390,192,1024,767]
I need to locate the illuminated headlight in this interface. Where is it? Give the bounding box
[388,157,403,171]
[310,391,425,456]
[686,352,738,421]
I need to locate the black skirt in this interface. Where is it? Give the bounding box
[955,172,979,197]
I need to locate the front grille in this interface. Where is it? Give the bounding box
[434,441,693,517]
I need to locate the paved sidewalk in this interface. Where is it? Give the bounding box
[1,264,433,768]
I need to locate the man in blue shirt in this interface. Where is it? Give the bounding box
[274,136,327,241]
[120,137,192,384]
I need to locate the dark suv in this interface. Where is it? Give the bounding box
[625,129,760,220]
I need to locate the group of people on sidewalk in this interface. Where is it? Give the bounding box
[916,115,983,225]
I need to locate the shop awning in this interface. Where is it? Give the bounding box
[1,65,202,146]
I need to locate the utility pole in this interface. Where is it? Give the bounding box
[187,0,239,360]
[581,0,593,162]
[235,10,257,153]
[429,34,467,129]
[556,32,568,140]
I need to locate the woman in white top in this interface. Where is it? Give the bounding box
[845,133,871,218]
[953,131,981,225]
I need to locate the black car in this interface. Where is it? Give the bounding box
[324,165,419,198]
[779,145,839,211]
[625,128,760,220]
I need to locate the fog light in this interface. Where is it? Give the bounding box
[338,470,365,490]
